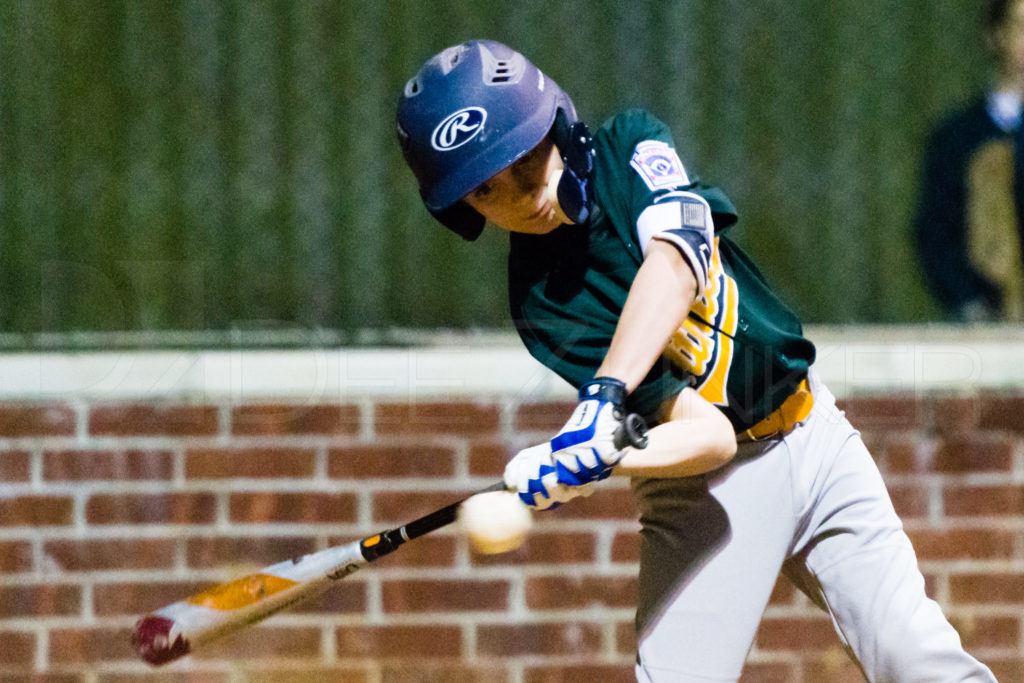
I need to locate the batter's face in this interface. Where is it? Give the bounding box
[463,136,571,234]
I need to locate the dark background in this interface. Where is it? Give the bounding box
[0,0,992,342]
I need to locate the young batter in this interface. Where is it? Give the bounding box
[396,40,995,682]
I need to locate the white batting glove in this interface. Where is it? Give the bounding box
[504,442,595,510]
[550,378,628,486]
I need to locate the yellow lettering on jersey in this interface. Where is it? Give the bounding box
[663,237,739,406]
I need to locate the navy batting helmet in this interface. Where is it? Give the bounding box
[396,40,589,240]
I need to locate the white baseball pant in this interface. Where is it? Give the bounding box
[633,370,995,682]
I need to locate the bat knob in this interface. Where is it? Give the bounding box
[613,413,649,450]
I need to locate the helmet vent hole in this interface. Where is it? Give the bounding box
[490,62,513,82]
[481,51,525,85]
[437,45,467,75]
[404,77,421,97]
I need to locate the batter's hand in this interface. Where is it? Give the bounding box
[550,377,628,486]
[504,442,595,510]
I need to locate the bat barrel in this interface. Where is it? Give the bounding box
[132,542,367,666]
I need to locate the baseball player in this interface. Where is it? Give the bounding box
[396,40,995,682]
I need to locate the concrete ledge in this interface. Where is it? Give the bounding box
[0,325,1021,401]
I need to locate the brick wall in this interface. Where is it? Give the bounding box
[1,382,1022,681]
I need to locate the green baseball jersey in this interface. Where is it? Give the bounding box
[508,109,815,430]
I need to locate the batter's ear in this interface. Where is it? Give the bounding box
[426,198,486,241]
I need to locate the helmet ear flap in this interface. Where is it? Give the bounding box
[552,109,594,224]
[425,197,486,241]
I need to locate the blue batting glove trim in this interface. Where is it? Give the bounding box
[550,413,600,452]
[555,451,612,486]
[529,462,557,497]
[518,490,559,509]
[519,462,558,507]
[555,459,585,486]
[518,490,560,509]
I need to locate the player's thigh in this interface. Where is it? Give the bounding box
[633,440,797,681]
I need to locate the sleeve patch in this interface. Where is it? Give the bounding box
[630,140,689,192]
[635,194,714,297]
[682,201,705,229]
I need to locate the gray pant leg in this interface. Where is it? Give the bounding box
[633,440,796,681]
[785,380,995,682]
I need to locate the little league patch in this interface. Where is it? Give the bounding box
[630,140,688,191]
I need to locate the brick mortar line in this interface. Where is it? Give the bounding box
[884,471,1021,486]
[80,582,94,625]
[357,487,374,529]
[362,565,642,580]
[174,536,187,573]
[2,433,465,449]
[944,604,1024,617]
[35,625,48,672]
[1015,438,1024,479]
[452,437,471,482]
[0,525,365,542]
[594,525,616,570]
[461,619,478,664]
[0,481,636,497]
[918,559,1024,572]
[0,521,642,542]
[72,490,87,533]
[7,478,518,493]
[215,490,230,531]
[359,397,375,443]
[320,623,338,666]
[484,652,636,668]
[0,563,644,586]
[454,530,473,573]
[928,474,944,526]
[761,604,846,617]
[965,645,1024,659]
[743,649,802,664]
[314,443,328,482]
[30,445,42,491]
[364,572,381,624]
[602,620,620,660]
[217,403,231,441]
[81,661,234,676]
[173,443,185,486]
[72,400,89,446]
[507,570,525,619]
[902,518,1024,530]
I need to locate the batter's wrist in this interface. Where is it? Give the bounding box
[578,377,627,411]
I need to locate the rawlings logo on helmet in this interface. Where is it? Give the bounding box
[431,107,487,151]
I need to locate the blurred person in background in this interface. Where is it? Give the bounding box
[914,0,1024,322]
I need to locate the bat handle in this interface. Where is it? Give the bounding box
[614,413,649,450]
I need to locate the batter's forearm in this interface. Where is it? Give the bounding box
[596,240,697,392]
[614,387,736,478]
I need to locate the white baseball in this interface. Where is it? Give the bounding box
[457,490,533,554]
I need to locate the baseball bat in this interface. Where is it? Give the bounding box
[131,414,648,666]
